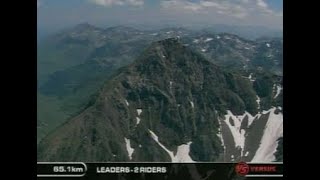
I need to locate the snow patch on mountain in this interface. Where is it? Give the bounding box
[149,129,174,159]
[136,117,141,125]
[231,155,235,161]
[243,73,254,82]
[274,85,282,99]
[124,138,134,160]
[256,95,261,110]
[223,111,245,150]
[137,109,142,116]
[193,39,199,43]
[190,101,194,108]
[262,110,270,114]
[201,48,207,52]
[204,38,213,42]
[148,130,194,162]
[251,108,283,162]
[217,117,226,154]
[220,107,283,162]
[245,112,255,127]
[235,111,256,128]
[248,73,255,82]
[175,142,194,162]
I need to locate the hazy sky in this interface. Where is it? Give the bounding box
[37,0,283,32]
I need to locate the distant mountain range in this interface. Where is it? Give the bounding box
[38,23,282,41]
[200,24,282,40]
[38,23,282,93]
[37,30,283,162]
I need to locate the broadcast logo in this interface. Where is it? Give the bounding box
[235,162,249,176]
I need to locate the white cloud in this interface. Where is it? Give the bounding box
[161,0,249,18]
[184,2,203,12]
[257,0,268,9]
[256,0,274,15]
[158,0,282,29]
[160,0,281,19]
[89,0,144,7]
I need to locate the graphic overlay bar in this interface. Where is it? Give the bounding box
[37,162,283,179]
[37,162,87,177]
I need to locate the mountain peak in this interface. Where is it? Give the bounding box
[136,37,190,65]
[155,37,181,46]
[143,37,206,65]
[130,37,218,82]
[105,26,140,33]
